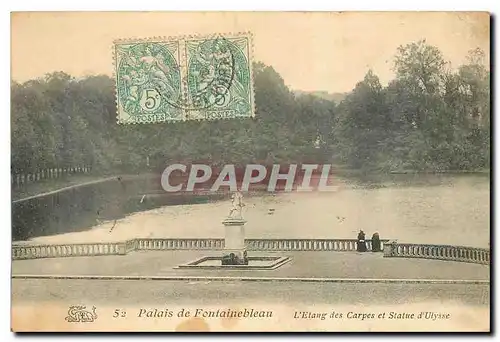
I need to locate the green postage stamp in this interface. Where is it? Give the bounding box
[113,32,255,124]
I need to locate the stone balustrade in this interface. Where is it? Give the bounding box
[383,241,489,265]
[12,238,489,265]
[135,238,225,250]
[245,239,389,252]
[12,242,125,260]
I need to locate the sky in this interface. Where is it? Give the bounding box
[11,11,490,93]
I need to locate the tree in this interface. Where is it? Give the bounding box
[10,43,491,177]
[336,70,390,169]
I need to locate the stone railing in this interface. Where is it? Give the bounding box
[12,242,126,260]
[135,238,225,251]
[12,238,489,265]
[12,238,386,260]
[383,241,490,265]
[245,239,390,252]
[12,165,92,188]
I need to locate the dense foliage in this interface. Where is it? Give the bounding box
[11,41,490,174]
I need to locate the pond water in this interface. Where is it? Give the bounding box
[13,173,490,248]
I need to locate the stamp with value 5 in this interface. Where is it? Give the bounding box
[113,32,255,124]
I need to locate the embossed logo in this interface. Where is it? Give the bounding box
[65,305,98,323]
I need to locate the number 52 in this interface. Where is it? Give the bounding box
[113,309,126,318]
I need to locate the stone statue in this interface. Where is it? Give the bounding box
[228,191,245,219]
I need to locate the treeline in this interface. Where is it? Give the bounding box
[335,41,490,171]
[11,40,490,175]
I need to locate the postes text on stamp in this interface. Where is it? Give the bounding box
[114,32,254,124]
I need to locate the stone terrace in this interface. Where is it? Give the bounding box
[12,250,489,281]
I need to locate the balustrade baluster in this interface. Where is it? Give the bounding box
[12,239,490,265]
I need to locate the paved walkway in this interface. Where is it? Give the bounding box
[12,175,119,202]
[12,278,489,306]
[12,250,490,332]
[12,251,489,281]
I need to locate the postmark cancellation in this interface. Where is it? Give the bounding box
[113,32,255,124]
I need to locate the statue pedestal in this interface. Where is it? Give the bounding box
[383,240,398,257]
[222,218,248,265]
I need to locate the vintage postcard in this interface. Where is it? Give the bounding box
[11,12,490,332]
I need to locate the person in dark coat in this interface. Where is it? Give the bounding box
[371,232,381,252]
[357,230,367,252]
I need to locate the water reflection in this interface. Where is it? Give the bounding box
[11,172,490,243]
[11,175,224,241]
